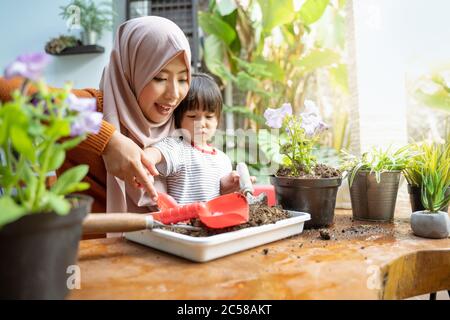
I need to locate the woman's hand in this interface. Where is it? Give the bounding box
[220,171,256,195]
[102,131,159,201]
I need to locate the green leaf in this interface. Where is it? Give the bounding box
[46,193,71,215]
[198,12,236,45]
[23,165,38,203]
[415,90,450,112]
[0,118,8,146]
[259,0,296,33]
[46,145,66,171]
[254,58,286,82]
[61,136,84,150]
[216,0,237,16]
[10,126,35,162]
[0,196,26,228]
[203,34,227,78]
[298,0,330,25]
[329,64,349,94]
[51,165,89,196]
[295,48,340,74]
[45,118,71,140]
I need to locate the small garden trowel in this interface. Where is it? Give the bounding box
[236,162,268,206]
[82,192,249,234]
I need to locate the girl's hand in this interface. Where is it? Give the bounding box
[102,131,159,201]
[220,171,256,194]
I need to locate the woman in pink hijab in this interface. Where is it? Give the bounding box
[58,16,191,214]
[99,16,192,213]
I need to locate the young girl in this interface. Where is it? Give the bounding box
[144,73,235,204]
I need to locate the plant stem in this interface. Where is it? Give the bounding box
[32,139,53,211]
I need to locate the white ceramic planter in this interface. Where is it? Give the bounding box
[410,211,450,239]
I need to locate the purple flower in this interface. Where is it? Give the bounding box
[300,100,328,137]
[70,111,103,137]
[67,93,96,112]
[264,103,292,129]
[4,52,51,81]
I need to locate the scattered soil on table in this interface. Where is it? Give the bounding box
[165,203,290,237]
[276,163,341,179]
[303,216,396,242]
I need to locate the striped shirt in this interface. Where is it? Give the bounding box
[153,137,232,205]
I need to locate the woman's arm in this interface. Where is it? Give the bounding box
[103,131,160,201]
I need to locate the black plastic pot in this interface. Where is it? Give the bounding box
[349,171,400,222]
[407,184,450,213]
[0,194,92,299]
[270,176,342,229]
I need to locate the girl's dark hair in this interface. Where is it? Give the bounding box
[174,73,222,128]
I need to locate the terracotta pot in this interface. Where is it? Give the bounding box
[0,194,92,299]
[270,176,342,229]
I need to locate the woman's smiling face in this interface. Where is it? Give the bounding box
[138,53,189,123]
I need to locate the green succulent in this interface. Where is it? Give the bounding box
[403,141,450,187]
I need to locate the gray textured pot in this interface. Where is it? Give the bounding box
[349,171,401,222]
[270,176,342,229]
[410,211,450,239]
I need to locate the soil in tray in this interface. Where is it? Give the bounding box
[276,163,341,178]
[164,203,290,237]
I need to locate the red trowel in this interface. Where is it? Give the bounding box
[82,192,249,234]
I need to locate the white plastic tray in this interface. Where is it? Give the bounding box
[124,211,310,262]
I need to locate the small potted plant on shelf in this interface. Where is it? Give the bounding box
[341,146,410,222]
[403,141,450,213]
[410,160,450,239]
[60,0,115,45]
[0,52,102,299]
[45,35,82,55]
[266,101,342,229]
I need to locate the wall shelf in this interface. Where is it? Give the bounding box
[47,45,105,56]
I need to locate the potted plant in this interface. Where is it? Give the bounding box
[410,163,450,239]
[403,141,450,213]
[266,101,342,229]
[0,52,102,299]
[60,0,115,45]
[342,146,410,222]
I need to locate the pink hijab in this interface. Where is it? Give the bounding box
[100,16,191,213]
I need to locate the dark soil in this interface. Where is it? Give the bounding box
[165,203,290,237]
[309,220,395,242]
[276,163,341,179]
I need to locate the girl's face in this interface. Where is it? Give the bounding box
[180,109,218,146]
[138,53,189,123]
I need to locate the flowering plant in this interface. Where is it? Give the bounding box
[0,52,102,228]
[264,100,328,176]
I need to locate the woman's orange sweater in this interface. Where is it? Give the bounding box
[0,77,113,212]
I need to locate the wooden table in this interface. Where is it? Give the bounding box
[69,204,450,300]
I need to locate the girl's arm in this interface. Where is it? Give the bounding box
[143,147,163,168]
